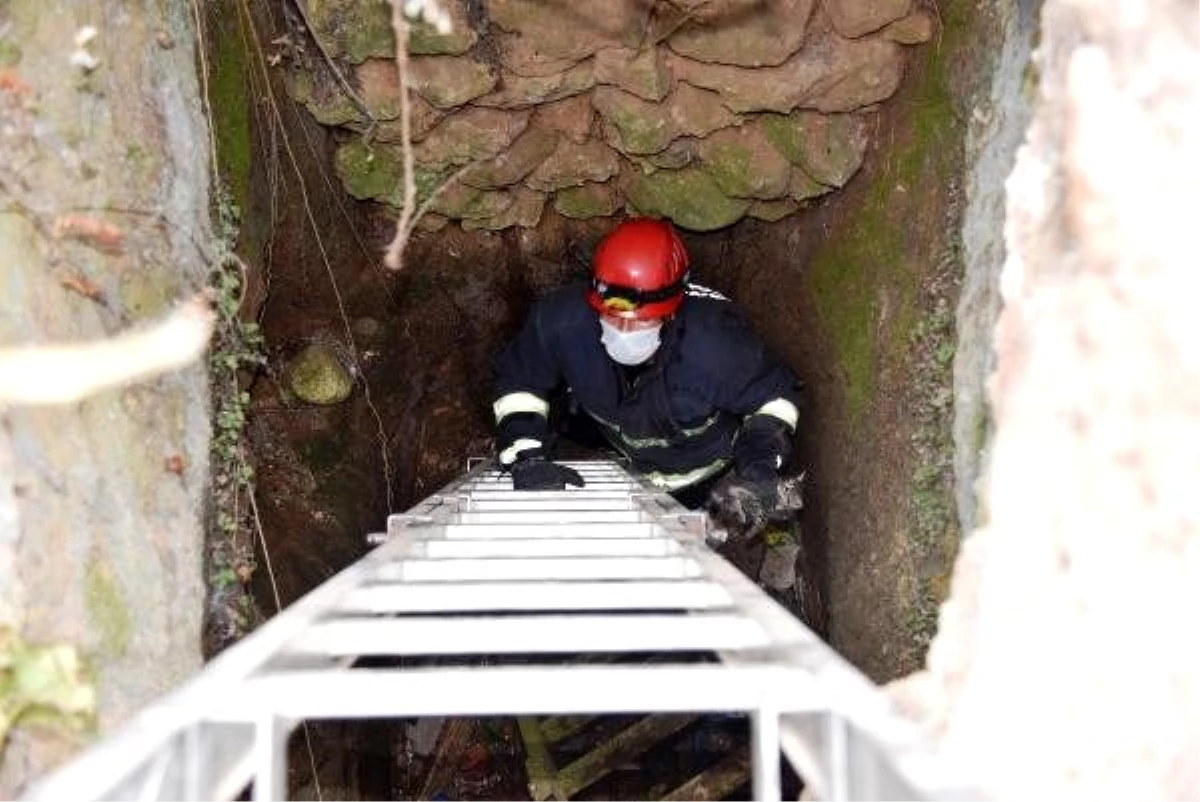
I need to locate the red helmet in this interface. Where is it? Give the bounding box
[586,218,690,320]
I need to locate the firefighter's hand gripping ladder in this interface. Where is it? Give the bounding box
[26,460,971,801]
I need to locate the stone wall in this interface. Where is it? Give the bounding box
[0,0,212,793]
[289,0,933,231]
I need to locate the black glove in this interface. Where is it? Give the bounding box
[510,455,585,491]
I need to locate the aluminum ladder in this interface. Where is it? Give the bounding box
[25,459,971,801]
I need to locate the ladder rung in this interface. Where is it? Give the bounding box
[404,537,683,559]
[453,510,647,524]
[464,498,636,511]
[337,579,735,613]
[373,556,704,582]
[437,522,662,539]
[285,613,771,657]
[234,664,820,718]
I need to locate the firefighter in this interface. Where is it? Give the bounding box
[491,218,803,533]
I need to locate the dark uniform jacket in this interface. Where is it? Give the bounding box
[493,282,802,490]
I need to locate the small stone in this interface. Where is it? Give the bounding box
[758,530,801,591]
[287,344,353,405]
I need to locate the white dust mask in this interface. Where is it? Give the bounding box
[599,318,662,366]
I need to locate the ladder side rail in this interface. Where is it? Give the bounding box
[22,520,445,800]
[26,459,976,801]
[636,473,975,801]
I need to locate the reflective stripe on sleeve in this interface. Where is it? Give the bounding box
[499,438,543,466]
[641,458,730,491]
[493,392,549,422]
[752,398,799,429]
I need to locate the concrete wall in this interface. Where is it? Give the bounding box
[0,0,212,793]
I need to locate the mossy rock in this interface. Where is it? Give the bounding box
[624,167,750,232]
[593,86,676,156]
[414,107,532,170]
[761,110,870,187]
[788,166,831,201]
[462,187,546,230]
[667,83,740,139]
[666,0,813,68]
[594,46,671,102]
[460,126,559,190]
[408,0,477,55]
[382,164,454,210]
[748,197,800,222]
[408,55,497,109]
[635,138,697,171]
[308,0,394,63]
[287,69,361,126]
[335,140,400,200]
[526,139,621,192]
[287,344,354,405]
[430,182,514,220]
[474,62,596,109]
[554,182,620,220]
[696,123,791,199]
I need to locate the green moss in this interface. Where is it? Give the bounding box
[208,0,252,213]
[335,140,401,200]
[0,629,96,746]
[554,183,618,219]
[606,107,672,156]
[408,19,476,56]
[0,37,22,67]
[699,142,752,196]
[626,167,749,232]
[309,0,395,63]
[84,561,131,658]
[287,344,353,405]
[802,5,965,434]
